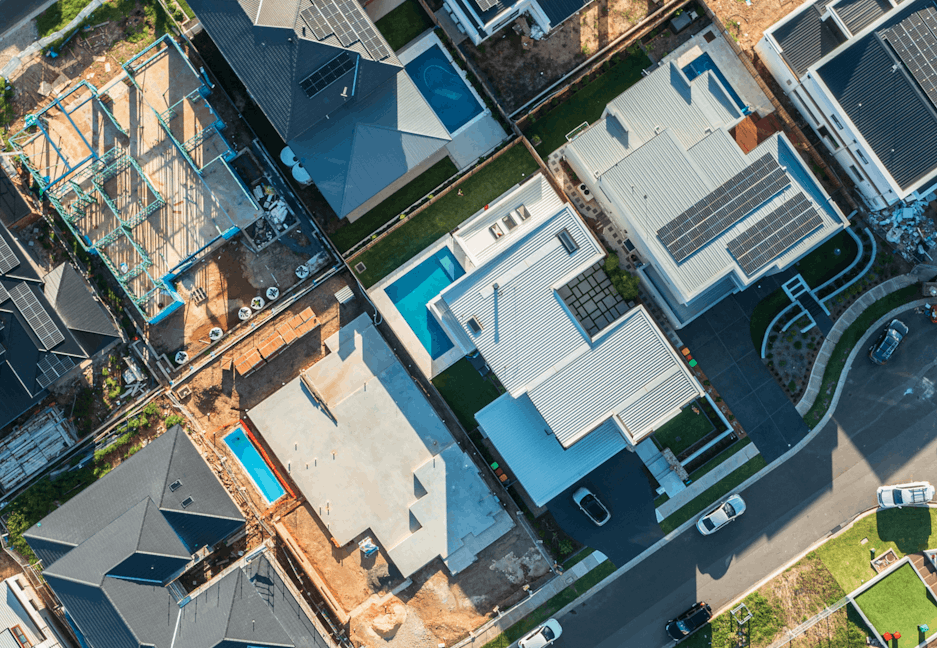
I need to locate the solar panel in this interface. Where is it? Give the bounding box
[36,353,75,389]
[0,235,19,275]
[658,154,791,262]
[882,6,937,109]
[300,4,332,40]
[341,0,390,60]
[9,283,65,350]
[299,51,357,98]
[727,193,824,276]
[316,0,355,47]
[0,283,9,304]
[477,0,499,11]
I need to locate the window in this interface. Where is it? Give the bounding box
[502,215,517,231]
[830,114,844,130]
[849,165,863,182]
[489,223,504,239]
[181,496,194,509]
[169,480,182,492]
[856,148,868,165]
[817,126,839,150]
[557,229,579,254]
[516,205,531,221]
[467,317,482,335]
[11,625,30,648]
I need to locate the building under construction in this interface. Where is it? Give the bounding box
[10,35,261,324]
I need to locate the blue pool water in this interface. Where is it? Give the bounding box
[386,248,465,359]
[223,427,286,504]
[682,53,751,115]
[405,45,484,134]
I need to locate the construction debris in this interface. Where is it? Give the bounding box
[869,194,937,260]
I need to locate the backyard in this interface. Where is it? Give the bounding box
[855,563,937,646]
[374,0,434,52]
[522,47,651,155]
[350,143,539,287]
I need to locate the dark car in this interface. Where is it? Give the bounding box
[869,319,909,365]
[666,602,712,642]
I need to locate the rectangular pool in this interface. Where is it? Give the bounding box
[223,425,286,505]
[405,44,484,134]
[682,53,750,115]
[386,247,465,359]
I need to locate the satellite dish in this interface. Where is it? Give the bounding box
[279,146,299,167]
[292,163,312,185]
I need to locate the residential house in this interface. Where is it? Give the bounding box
[756,0,937,209]
[442,0,592,45]
[0,574,72,648]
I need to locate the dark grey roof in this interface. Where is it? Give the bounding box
[773,4,846,76]
[188,0,401,142]
[0,167,32,228]
[818,0,937,190]
[833,0,891,34]
[43,263,118,340]
[536,0,590,27]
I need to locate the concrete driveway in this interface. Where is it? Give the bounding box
[679,275,808,462]
[553,306,937,647]
[547,450,664,567]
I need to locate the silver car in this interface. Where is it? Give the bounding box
[697,494,746,535]
[877,481,935,508]
[518,618,562,648]
[573,487,611,526]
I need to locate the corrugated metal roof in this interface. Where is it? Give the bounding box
[817,0,937,190]
[439,205,603,397]
[772,5,845,77]
[833,0,891,34]
[476,394,627,507]
[528,306,701,448]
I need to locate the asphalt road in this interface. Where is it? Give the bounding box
[555,308,937,648]
[0,0,49,38]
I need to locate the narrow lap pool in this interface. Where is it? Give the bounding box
[386,247,465,359]
[405,44,483,134]
[682,53,750,115]
[223,426,286,505]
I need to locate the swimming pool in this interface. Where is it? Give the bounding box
[405,45,483,134]
[682,53,750,115]
[223,426,286,505]
[386,248,465,359]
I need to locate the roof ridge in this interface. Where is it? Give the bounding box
[157,427,180,509]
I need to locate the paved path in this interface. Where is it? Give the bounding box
[656,441,759,519]
[553,305,937,647]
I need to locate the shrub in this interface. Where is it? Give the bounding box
[142,402,160,417]
[164,414,185,428]
[604,252,640,300]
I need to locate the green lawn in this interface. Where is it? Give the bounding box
[855,563,937,645]
[36,0,94,39]
[431,358,502,432]
[816,507,936,593]
[658,454,767,534]
[374,0,434,51]
[803,284,919,427]
[796,229,859,288]
[331,157,457,253]
[652,403,715,457]
[351,144,538,287]
[524,49,652,155]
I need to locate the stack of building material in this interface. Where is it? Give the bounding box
[233,308,319,376]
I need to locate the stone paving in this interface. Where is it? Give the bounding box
[559,263,631,336]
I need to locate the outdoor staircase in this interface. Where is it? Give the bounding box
[910,553,937,599]
[782,275,834,336]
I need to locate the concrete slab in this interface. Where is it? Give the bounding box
[446,112,508,170]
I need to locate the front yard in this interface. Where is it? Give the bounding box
[652,401,716,458]
[855,563,937,646]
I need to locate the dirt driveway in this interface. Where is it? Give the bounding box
[705,0,802,55]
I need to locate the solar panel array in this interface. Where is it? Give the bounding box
[9,283,64,350]
[477,0,499,11]
[0,235,18,275]
[339,0,390,60]
[882,6,937,110]
[300,0,390,61]
[299,51,356,98]
[658,154,790,263]
[0,282,9,304]
[300,4,331,40]
[727,193,824,276]
[36,353,75,389]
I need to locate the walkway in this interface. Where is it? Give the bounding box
[636,439,686,498]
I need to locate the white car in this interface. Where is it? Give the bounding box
[877,481,935,508]
[573,487,611,526]
[518,618,562,648]
[696,494,746,535]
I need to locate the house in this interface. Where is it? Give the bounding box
[756,0,937,210]
[0,574,72,648]
[0,220,119,432]
[248,314,513,578]
[188,0,498,222]
[441,0,591,45]
[23,425,335,648]
[564,28,849,328]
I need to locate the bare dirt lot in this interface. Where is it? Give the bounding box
[464,0,657,112]
[706,0,801,55]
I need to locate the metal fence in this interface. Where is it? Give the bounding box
[765,596,863,648]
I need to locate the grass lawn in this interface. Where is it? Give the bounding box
[431,358,502,432]
[816,507,936,593]
[855,563,937,645]
[658,454,767,534]
[803,284,919,427]
[652,403,715,456]
[330,157,457,253]
[523,49,652,155]
[749,288,790,349]
[481,560,617,648]
[36,0,95,39]
[374,0,433,51]
[351,144,538,287]
[796,230,859,288]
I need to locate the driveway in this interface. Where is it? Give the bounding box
[553,307,937,647]
[679,274,808,462]
[547,450,663,567]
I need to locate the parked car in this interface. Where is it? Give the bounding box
[869,319,909,364]
[877,481,935,508]
[573,487,611,526]
[665,602,712,642]
[518,618,562,648]
[696,494,746,535]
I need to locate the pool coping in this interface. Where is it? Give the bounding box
[370,234,466,380]
[397,31,490,139]
[222,422,288,507]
